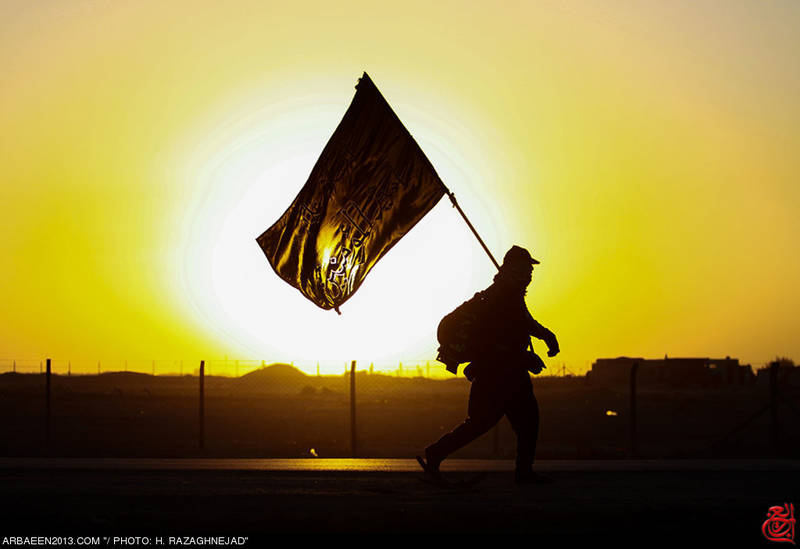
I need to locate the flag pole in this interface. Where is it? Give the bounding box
[444,190,501,271]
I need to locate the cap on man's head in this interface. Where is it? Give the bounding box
[502,245,540,268]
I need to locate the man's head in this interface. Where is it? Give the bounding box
[499,245,539,288]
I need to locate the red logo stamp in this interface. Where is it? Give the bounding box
[763,503,796,544]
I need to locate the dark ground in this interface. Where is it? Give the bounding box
[1,460,797,545]
[2,369,798,546]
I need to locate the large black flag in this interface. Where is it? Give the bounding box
[257,73,446,312]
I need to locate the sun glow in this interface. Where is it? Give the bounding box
[3,2,798,373]
[170,79,510,373]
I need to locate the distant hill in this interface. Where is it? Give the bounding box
[238,363,308,382]
[98,371,152,379]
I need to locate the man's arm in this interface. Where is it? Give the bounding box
[527,313,560,357]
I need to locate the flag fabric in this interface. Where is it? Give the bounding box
[256,73,446,312]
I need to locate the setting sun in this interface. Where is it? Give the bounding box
[2,1,798,375]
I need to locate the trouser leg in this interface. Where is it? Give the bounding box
[426,373,504,462]
[504,374,539,473]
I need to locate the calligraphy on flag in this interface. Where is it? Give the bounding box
[256,73,446,312]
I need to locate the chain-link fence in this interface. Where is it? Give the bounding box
[0,358,797,459]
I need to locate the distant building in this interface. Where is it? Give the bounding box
[587,356,754,389]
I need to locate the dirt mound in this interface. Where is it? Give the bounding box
[238,363,308,382]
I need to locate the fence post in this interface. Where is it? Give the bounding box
[350,360,357,458]
[45,358,51,452]
[770,362,779,455]
[199,360,205,450]
[629,361,638,458]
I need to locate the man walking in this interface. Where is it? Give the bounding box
[419,245,559,484]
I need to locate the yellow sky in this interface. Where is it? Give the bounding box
[1,0,798,375]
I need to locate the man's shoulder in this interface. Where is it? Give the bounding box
[479,279,504,297]
[474,286,528,321]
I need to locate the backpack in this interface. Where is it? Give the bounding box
[436,291,547,377]
[436,292,488,374]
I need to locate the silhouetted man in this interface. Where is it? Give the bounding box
[419,245,559,484]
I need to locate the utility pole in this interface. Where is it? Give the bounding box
[350,360,357,457]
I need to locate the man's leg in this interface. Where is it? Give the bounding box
[504,373,540,478]
[425,372,505,470]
